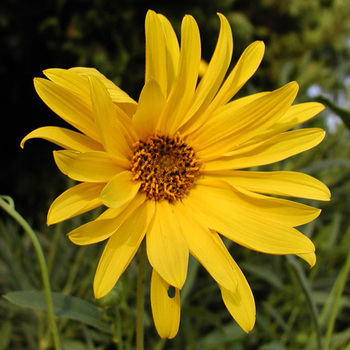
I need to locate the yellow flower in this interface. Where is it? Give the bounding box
[22,10,330,339]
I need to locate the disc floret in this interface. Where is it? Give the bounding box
[131,134,200,202]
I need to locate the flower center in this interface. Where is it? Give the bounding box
[131,134,200,202]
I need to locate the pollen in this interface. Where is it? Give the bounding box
[131,134,200,202]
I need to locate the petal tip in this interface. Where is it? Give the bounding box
[257,40,265,47]
[93,287,104,300]
[297,251,316,268]
[288,80,300,93]
[20,137,26,149]
[46,210,58,226]
[317,102,326,112]
[239,312,256,333]
[93,279,110,300]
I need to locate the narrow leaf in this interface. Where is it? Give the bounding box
[316,95,350,130]
[3,291,110,333]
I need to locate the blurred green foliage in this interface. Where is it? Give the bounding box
[1,0,350,349]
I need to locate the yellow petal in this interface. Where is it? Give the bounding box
[21,126,104,152]
[151,269,180,339]
[145,10,168,96]
[204,128,325,170]
[194,82,299,159]
[147,201,189,289]
[68,194,146,245]
[205,170,330,201]
[67,209,124,246]
[181,13,233,127]
[69,67,137,117]
[211,40,265,108]
[47,182,104,225]
[234,186,321,227]
[158,15,201,134]
[219,261,256,333]
[186,184,316,266]
[132,78,166,138]
[100,171,140,209]
[183,41,265,136]
[94,200,155,298]
[113,103,139,143]
[257,102,325,140]
[53,150,127,182]
[199,178,322,227]
[175,202,238,292]
[34,77,100,141]
[296,252,316,267]
[88,75,132,158]
[43,68,91,100]
[199,59,209,77]
[158,13,180,95]
[187,91,269,141]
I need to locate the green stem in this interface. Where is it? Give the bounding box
[0,196,61,350]
[181,256,200,303]
[63,246,86,295]
[136,240,147,350]
[47,223,63,274]
[323,247,350,350]
[115,305,123,350]
[287,255,322,350]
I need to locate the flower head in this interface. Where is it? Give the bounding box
[22,10,330,338]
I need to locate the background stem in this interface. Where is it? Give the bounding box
[0,196,62,350]
[136,240,147,350]
[287,255,322,350]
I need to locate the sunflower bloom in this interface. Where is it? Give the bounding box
[22,10,330,339]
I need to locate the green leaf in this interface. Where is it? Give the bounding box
[0,320,12,350]
[3,290,110,333]
[316,95,350,130]
[260,341,287,350]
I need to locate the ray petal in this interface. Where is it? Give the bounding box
[53,150,127,182]
[69,67,137,117]
[89,75,132,159]
[194,82,299,159]
[186,183,316,266]
[257,102,325,140]
[132,78,166,138]
[296,252,316,267]
[205,170,330,201]
[209,41,265,108]
[197,178,322,227]
[175,202,238,292]
[158,13,180,95]
[67,209,125,246]
[147,201,189,289]
[47,182,105,225]
[183,41,265,136]
[100,171,141,209]
[181,13,233,128]
[219,261,256,333]
[93,200,155,298]
[43,68,91,100]
[34,78,100,141]
[151,269,181,339]
[145,10,168,96]
[203,128,325,169]
[68,194,146,245]
[21,126,104,152]
[159,15,201,134]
